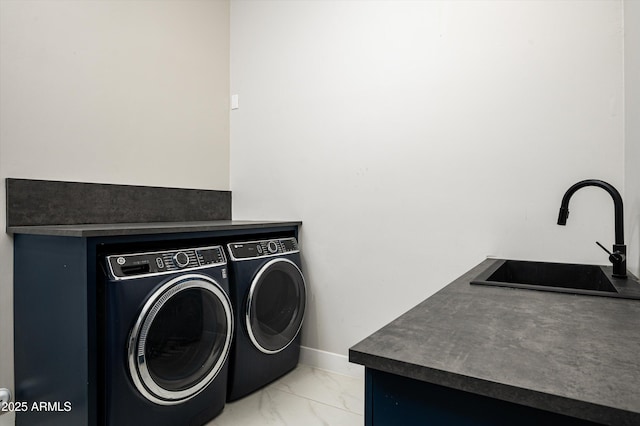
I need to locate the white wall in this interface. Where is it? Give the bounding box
[625,1,640,278]
[230,1,625,357]
[0,0,634,420]
[0,1,229,424]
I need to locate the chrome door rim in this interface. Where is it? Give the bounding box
[128,274,233,405]
[245,258,306,354]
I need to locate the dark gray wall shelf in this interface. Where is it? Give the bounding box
[6,178,231,227]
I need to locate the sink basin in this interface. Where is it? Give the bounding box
[471,259,640,300]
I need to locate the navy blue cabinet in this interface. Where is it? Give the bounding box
[364,368,600,425]
[12,224,298,425]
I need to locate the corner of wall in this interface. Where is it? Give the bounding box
[624,0,640,277]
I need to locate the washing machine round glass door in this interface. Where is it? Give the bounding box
[128,274,233,405]
[246,258,306,354]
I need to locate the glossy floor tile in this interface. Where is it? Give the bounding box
[207,365,364,426]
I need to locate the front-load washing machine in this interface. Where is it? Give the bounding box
[225,237,306,401]
[103,245,233,425]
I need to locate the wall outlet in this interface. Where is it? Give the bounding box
[0,388,10,414]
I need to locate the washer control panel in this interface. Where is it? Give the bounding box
[227,238,299,260]
[107,245,226,280]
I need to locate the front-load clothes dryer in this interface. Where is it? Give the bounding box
[225,237,306,401]
[103,245,233,425]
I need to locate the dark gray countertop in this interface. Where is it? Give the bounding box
[349,258,640,426]
[7,220,302,237]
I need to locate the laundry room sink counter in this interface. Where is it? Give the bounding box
[349,258,640,425]
[7,220,302,237]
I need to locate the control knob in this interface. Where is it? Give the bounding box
[267,241,279,254]
[173,251,190,268]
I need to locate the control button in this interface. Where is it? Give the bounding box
[173,251,190,268]
[156,257,164,268]
[117,257,126,265]
[267,241,278,254]
[257,245,263,254]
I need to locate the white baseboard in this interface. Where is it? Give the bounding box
[299,346,364,379]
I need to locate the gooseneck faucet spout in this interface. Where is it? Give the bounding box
[557,179,627,278]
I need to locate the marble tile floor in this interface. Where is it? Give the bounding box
[207,364,364,426]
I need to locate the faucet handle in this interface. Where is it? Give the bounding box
[596,241,612,256]
[596,241,625,264]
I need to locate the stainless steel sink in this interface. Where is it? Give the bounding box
[471,259,640,300]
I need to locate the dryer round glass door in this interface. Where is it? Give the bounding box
[128,274,233,405]
[246,258,306,354]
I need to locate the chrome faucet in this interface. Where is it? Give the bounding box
[557,179,627,278]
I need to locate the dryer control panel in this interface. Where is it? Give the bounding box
[107,245,226,280]
[227,238,299,261]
